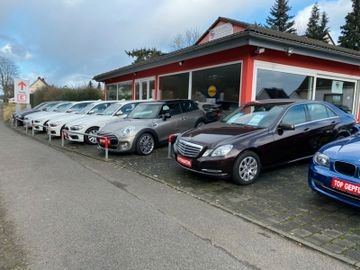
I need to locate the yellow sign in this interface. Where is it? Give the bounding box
[208,85,217,97]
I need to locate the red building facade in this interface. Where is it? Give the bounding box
[94,17,360,121]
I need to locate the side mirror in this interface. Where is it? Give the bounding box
[115,111,124,116]
[162,112,171,121]
[278,123,295,131]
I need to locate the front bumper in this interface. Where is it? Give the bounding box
[308,162,360,208]
[97,134,136,153]
[33,120,48,132]
[47,125,62,137]
[66,130,85,142]
[174,153,235,178]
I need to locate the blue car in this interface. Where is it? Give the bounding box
[309,133,360,207]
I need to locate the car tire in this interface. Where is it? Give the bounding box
[232,151,261,185]
[136,133,155,155]
[84,127,99,145]
[60,125,66,137]
[195,120,205,128]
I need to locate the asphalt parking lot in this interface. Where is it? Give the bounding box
[11,126,360,266]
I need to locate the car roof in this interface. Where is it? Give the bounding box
[246,99,333,106]
[135,99,193,105]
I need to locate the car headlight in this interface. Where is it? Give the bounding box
[202,149,213,157]
[70,125,85,131]
[313,152,330,167]
[49,121,62,127]
[119,126,136,137]
[210,145,233,157]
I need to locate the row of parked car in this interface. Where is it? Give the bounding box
[13,99,360,207]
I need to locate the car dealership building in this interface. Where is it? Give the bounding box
[94,17,360,121]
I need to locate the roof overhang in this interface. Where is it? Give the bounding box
[94,30,360,82]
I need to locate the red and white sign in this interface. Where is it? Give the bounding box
[331,178,360,197]
[14,79,30,104]
[177,155,192,168]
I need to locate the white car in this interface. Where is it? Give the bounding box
[31,101,94,132]
[23,102,74,128]
[65,101,141,144]
[47,101,119,137]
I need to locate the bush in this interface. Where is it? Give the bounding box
[31,86,103,107]
[2,103,26,121]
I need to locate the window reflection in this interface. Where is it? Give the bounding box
[315,78,355,113]
[256,69,314,100]
[192,63,241,103]
[159,73,189,99]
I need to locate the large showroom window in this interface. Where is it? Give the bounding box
[256,69,314,100]
[107,84,117,100]
[191,63,241,103]
[135,78,154,100]
[159,72,189,99]
[315,77,356,113]
[118,82,132,100]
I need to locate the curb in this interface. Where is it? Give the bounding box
[8,124,360,268]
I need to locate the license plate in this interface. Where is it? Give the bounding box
[177,155,192,168]
[331,178,360,197]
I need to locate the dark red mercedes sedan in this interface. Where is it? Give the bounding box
[173,99,356,185]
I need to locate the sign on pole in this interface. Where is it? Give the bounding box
[14,79,30,104]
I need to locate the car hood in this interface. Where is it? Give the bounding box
[48,113,86,124]
[27,111,62,120]
[41,112,72,122]
[100,118,159,133]
[322,134,360,165]
[69,115,116,127]
[179,121,266,148]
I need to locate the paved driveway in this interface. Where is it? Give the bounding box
[10,126,360,266]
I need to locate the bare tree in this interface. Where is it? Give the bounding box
[171,29,201,50]
[0,56,19,102]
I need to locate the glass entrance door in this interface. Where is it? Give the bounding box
[135,78,155,100]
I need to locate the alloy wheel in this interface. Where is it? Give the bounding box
[238,156,258,182]
[138,134,154,155]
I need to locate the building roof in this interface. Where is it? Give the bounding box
[194,16,250,45]
[94,19,360,82]
[30,77,48,88]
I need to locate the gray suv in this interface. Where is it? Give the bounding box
[97,99,206,155]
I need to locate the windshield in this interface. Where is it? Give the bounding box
[127,103,162,119]
[43,102,59,111]
[98,103,122,116]
[77,103,94,114]
[222,104,286,128]
[52,103,73,112]
[33,103,46,110]
[67,102,93,113]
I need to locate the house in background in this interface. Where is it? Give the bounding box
[29,77,48,94]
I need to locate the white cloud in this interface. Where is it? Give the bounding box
[0,42,32,61]
[294,0,352,42]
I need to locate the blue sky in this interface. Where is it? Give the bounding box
[0,0,353,89]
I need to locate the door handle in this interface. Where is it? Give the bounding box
[331,121,336,124]
[304,128,311,132]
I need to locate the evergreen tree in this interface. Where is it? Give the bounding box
[88,80,93,89]
[305,4,331,42]
[97,82,101,90]
[319,12,330,42]
[125,48,164,64]
[266,0,296,33]
[338,0,360,50]
[305,4,321,39]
